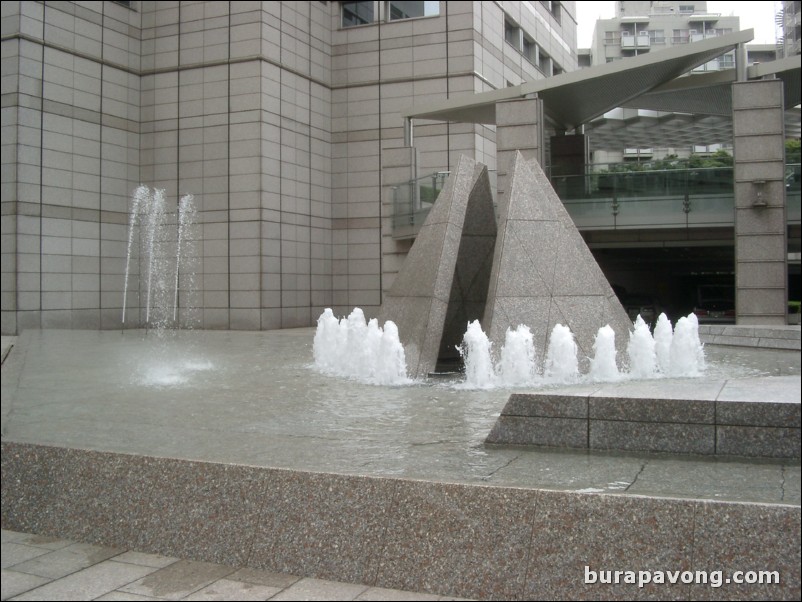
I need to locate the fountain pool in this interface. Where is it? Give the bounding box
[1,327,799,503]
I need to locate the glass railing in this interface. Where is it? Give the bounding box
[390,164,801,236]
[552,166,735,229]
[391,170,451,237]
[391,169,497,237]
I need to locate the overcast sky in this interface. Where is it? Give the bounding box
[575,1,781,48]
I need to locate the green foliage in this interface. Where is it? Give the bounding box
[598,150,733,173]
[786,139,801,164]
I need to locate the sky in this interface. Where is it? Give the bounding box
[575,1,781,48]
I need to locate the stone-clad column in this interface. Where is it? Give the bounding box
[732,80,788,325]
[496,96,545,213]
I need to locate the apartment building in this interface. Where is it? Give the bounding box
[0,1,577,335]
[586,1,739,164]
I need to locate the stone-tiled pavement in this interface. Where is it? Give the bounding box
[2,529,464,601]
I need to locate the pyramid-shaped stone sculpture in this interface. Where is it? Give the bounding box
[379,155,497,378]
[484,151,632,364]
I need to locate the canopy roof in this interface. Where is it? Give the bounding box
[402,30,801,151]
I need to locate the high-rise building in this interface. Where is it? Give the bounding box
[586,1,739,164]
[781,0,802,57]
[0,1,577,335]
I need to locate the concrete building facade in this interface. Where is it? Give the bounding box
[1,1,577,335]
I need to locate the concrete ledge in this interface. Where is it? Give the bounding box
[699,325,801,351]
[486,376,801,458]
[2,442,799,601]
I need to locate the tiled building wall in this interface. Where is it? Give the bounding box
[1,0,574,334]
[1,1,141,334]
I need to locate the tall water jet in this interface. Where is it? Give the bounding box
[496,325,538,386]
[173,194,196,323]
[544,324,579,384]
[589,325,620,382]
[122,185,150,327]
[121,186,197,333]
[627,316,657,379]
[459,320,495,388]
[669,314,705,377]
[653,313,673,374]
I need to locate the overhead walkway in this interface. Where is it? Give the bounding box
[392,164,802,238]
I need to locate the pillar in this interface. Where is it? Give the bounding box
[732,79,788,325]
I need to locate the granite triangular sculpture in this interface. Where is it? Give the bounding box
[379,155,497,378]
[484,151,632,366]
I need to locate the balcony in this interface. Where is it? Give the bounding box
[621,34,651,48]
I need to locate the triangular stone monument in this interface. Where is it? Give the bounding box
[379,155,497,378]
[484,152,632,364]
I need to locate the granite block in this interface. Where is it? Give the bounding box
[590,379,724,402]
[589,397,715,424]
[525,491,696,600]
[757,338,802,351]
[0,443,157,549]
[484,152,631,362]
[379,155,496,378]
[374,481,537,600]
[248,471,395,586]
[716,400,800,428]
[126,459,269,567]
[689,501,801,600]
[502,392,589,418]
[716,425,801,458]
[590,420,715,455]
[485,415,588,448]
[0,443,270,568]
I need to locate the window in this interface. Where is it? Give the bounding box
[505,19,521,50]
[342,1,374,27]
[539,0,561,23]
[522,35,537,64]
[673,29,690,43]
[679,5,695,13]
[648,29,665,44]
[538,49,551,76]
[387,1,439,20]
[604,30,621,45]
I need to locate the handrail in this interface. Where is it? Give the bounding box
[390,164,801,238]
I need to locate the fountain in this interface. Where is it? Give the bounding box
[121,185,198,333]
[669,313,706,377]
[627,316,657,379]
[497,325,538,387]
[313,308,409,385]
[589,324,621,382]
[457,320,496,388]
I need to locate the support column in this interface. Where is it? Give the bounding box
[496,96,545,212]
[732,79,788,325]
[551,133,588,199]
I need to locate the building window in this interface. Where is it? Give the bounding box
[604,30,621,45]
[505,19,521,50]
[538,49,552,75]
[387,1,439,20]
[673,29,690,43]
[342,1,374,27]
[648,29,665,44]
[679,5,695,13]
[522,35,537,64]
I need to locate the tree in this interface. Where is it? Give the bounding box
[786,139,801,164]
